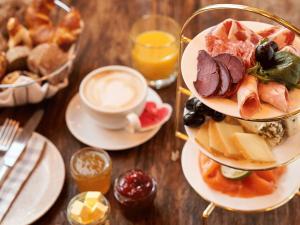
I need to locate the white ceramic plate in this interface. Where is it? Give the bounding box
[185,122,300,170]
[181,21,300,120]
[65,88,162,151]
[181,139,300,212]
[2,133,65,225]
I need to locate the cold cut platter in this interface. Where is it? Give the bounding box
[181,19,300,120]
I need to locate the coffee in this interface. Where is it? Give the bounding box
[83,70,145,112]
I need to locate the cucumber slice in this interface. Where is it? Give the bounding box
[220,166,251,180]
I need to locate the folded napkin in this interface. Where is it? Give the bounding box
[0,134,45,223]
[0,76,69,107]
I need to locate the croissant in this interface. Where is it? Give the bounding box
[7,17,32,49]
[31,0,55,15]
[60,8,82,34]
[30,24,55,45]
[53,8,83,50]
[0,52,7,79]
[25,6,52,29]
[52,27,76,50]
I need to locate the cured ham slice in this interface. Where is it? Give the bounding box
[257,26,295,49]
[237,75,261,118]
[258,82,289,112]
[211,19,261,44]
[206,19,261,68]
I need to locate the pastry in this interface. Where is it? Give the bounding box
[1,70,20,84]
[6,46,30,71]
[0,52,7,80]
[7,17,32,48]
[30,24,55,45]
[27,43,68,75]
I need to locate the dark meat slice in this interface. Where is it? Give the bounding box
[215,61,231,96]
[214,53,245,83]
[194,50,220,97]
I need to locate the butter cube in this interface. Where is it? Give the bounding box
[90,202,108,221]
[70,200,91,223]
[84,192,102,208]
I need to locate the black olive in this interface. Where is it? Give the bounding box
[185,97,199,111]
[193,101,207,115]
[255,41,275,69]
[203,107,214,116]
[269,41,279,52]
[212,111,226,122]
[183,112,205,127]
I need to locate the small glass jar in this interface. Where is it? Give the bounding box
[70,147,112,194]
[113,169,157,218]
[67,192,110,225]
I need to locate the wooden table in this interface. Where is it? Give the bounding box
[1,0,300,224]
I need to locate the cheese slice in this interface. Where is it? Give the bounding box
[208,120,226,154]
[214,122,244,158]
[237,120,262,133]
[195,122,210,150]
[232,133,275,162]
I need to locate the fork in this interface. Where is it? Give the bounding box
[0,119,19,152]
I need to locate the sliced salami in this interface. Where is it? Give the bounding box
[214,53,245,84]
[194,50,220,97]
[216,61,231,96]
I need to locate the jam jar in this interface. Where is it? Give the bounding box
[113,169,157,217]
[70,147,112,194]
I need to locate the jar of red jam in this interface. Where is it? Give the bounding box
[113,169,157,218]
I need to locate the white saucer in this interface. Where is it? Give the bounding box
[2,132,65,225]
[181,21,300,120]
[66,88,162,150]
[181,139,300,212]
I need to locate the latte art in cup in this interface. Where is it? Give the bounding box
[83,70,145,112]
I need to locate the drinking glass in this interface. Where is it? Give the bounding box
[130,15,180,89]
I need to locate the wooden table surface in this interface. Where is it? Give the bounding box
[1,0,300,224]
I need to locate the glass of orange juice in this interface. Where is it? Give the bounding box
[130,15,180,89]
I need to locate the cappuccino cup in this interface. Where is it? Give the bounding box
[79,65,148,130]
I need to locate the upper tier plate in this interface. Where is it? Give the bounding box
[181,21,300,120]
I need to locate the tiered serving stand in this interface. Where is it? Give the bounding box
[175,4,300,225]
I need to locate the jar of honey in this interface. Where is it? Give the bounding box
[70,147,112,194]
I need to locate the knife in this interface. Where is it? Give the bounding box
[0,109,44,186]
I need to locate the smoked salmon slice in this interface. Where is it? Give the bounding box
[199,154,285,198]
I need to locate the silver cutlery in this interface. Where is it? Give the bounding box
[0,119,19,152]
[0,110,44,186]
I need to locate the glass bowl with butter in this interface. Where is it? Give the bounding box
[67,191,110,225]
[70,147,112,194]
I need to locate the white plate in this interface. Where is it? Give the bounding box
[66,88,162,151]
[2,133,65,225]
[185,122,300,170]
[181,21,300,120]
[181,139,300,212]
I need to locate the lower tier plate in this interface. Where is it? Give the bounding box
[181,139,300,212]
